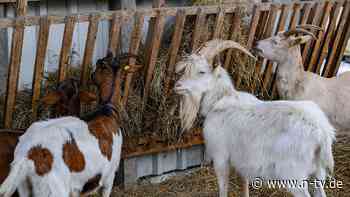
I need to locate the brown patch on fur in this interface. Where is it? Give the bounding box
[88,115,120,160]
[27,146,53,176]
[63,137,85,172]
[81,174,102,195]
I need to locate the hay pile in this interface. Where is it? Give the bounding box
[113,133,350,197]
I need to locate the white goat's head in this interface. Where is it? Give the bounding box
[253,25,323,62]
[174,39,256,131]
[175,66,235,131]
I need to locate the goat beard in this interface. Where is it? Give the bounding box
[179,92,202,132]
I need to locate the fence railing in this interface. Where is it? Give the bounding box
[0,0,349,129]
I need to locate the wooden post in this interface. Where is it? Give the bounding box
[144,0,165,76]
[16,0,27,16]
[3,0,27,128]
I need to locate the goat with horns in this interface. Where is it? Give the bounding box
[175,39,335,197]
[254,25,350,130]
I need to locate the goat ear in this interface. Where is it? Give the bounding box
[79,90,97,104]
[41,91,62,105]
[288,35,313,47]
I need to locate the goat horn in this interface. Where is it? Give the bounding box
[197,39,256,63]
[283,28,318,40]
[296,24,324,32]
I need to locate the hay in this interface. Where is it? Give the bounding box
[113,133,350,197]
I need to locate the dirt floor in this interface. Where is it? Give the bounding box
[112,132,350,197]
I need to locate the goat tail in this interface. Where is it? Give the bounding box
[0,158,30,197]
[319,126,336,176]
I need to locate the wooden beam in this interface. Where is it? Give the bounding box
[16,0,27,16]
[3,18,25,128]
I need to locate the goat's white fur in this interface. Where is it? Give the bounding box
[175,58,335,197]
[0,116,122,197]
[255,32,350,129]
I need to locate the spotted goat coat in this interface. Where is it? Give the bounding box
[0,115,122,197]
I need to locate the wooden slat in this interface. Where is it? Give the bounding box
[212,7,225,39]
[164,9,186,96]
[299,3,313,25]
[224,8,241,70]
[3,18,25,128]
[246,6,264,91]
[122,12,144,106]
[80,14,100,86]
[108,13,123,102]
[307,2,332,73]
[31,16,51,120]
[323,1,350,77]
[192,8,206,51]
[143,11,166,103]
[319,2,342,76]
[108,13,122,56]
[247,5,261,49]
[58,15,77,82]
[262,4,284,94]
[331,7,350,76]
[288,3,301,29]
[0,4,251,29]
[254,5,277,94]
[16,0,27,16]
[301,3,324,65]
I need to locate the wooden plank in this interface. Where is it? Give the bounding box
[0,5,247,28]
[164,9,186,96]
[192,8,206,51]
[247,5,261,49]
[16,0,27,16]
[263,4,289,94]
[307,2,332,73]
[143,0,165,79]
[31,16,51,120]
[224,8,241,70]
[108,13,122,56]
[299,3,313,25]
[331,8,350,76]
[212,7,225,39]
[122,12,144,106]
[58,15,77,82]
[80,14,100,86]
[319,2,342,76]
[288,3,301,29]
[301,3,324,66]
[236,5,260,89]
[143,11,166,103]
[254,4,277,94]
[108,13,123,102]
[323,1,350,77]
[263,6,288,92]
[3,18,25,128]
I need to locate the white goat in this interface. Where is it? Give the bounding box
[0,54,124,197]
[254,25,350,130]
[174,40,335,197]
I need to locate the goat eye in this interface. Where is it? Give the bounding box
[199,71,206,75]
[272,39,278,45]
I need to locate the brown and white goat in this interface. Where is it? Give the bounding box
[0,53,136,197]
[0,79,96,197]
[254,25,350,129]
